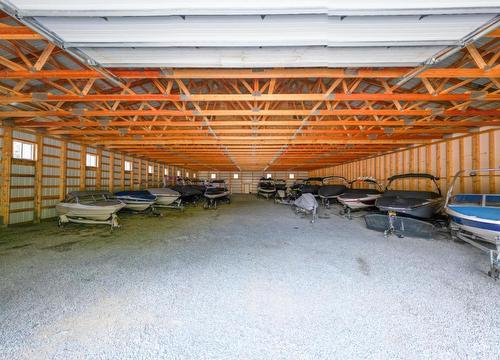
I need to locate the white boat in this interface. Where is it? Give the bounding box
[147,188,181,206]
[115,190,157,212]
[338,177,383,219]
[56,191,125,228]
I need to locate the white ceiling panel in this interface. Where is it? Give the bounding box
[4,0,500,16]
[81,46,445,68]
[34,14,496,47]
[2,0,498,68]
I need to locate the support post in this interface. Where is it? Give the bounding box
[96,147,102,190]
[108,152,114,192]
[58,140,67,201]
[34,133,43,222]
[1,126,12,226]
[80,144,86,190]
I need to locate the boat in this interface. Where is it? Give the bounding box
[293,193,318,223]
[375,173,443,219]
[204,180,231,209]
[300,177,324,196]
[56,191,126,228]
[337,177,383,219]
[445,168,500,280]
[257,177,276,199]
[170,184,204,204]
[114,190,157,212]
[274,179,290,204]
[317,175,348,207]
[445,169,500,244]
[366,173,443,238]
[290,179,304,199]
[147,188,182,208]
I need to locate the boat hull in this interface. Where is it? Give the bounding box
[446,207,500,244]
[121,200,155,211]
[56,202,125,221]
[338,194,381,210]
[205,190,231,199]
[376,201,442,219]
[147,188,181,205]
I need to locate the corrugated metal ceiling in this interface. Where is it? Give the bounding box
[1,0,499,68]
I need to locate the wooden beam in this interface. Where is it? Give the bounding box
[96,147,102,190]
[0,67,497,80]
[3,93,499,104]
[1,126,12,226]
[59,140,67,200]
[79,144,86,190]
[489,131,497,193]
[34,133,43,222]
[3,108,500,118]
[108,152,114,192]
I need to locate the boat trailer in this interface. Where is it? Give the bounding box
[451,226,500,281]
[154,199,185,211]
[57,213,121,230]
[365,212,437,239]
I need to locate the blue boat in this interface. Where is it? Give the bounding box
[445,169,500,244]
[115,190,157,212]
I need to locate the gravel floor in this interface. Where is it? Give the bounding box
[1,195,499,359]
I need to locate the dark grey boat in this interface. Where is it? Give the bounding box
[375,173,443,219]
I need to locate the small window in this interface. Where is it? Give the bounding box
[193,173,196,178]
[124,160,132,172]
[211,173,217,179]
[148,165,153,174]
[233,173,239,179]
[177,170,181,177]
[289,173,295,180]
[266,173,272,179]
[164,168,168,176]
[13,140,35,161]
[86,153,98,167]
[186,172,189,178]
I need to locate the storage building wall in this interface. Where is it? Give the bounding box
[310,129,499,194]
[0,127,193,225]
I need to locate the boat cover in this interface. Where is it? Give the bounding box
[338,188,380,199]
[318,184,347,198]
[294,193,318,211]
[170,185,203,196]
[115,190,156,200]
[381,190,440,200]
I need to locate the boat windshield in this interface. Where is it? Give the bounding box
[486,195,500,207]
[452,194,482,206]
[451,194,500,207]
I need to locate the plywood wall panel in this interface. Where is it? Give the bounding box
[310,129,499,194]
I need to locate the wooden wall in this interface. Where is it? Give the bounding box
[198,170,309,194]
[0,126,195,225]
[310,128,499,194]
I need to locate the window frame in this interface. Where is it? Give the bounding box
[148,165,154,174]
[86,153,98,168]
[266,173,272,179]
[124,160,132,172]
[233,173,239,179]
[289,173,295,180]
[211,173,217,180]
[12,139,36,161]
